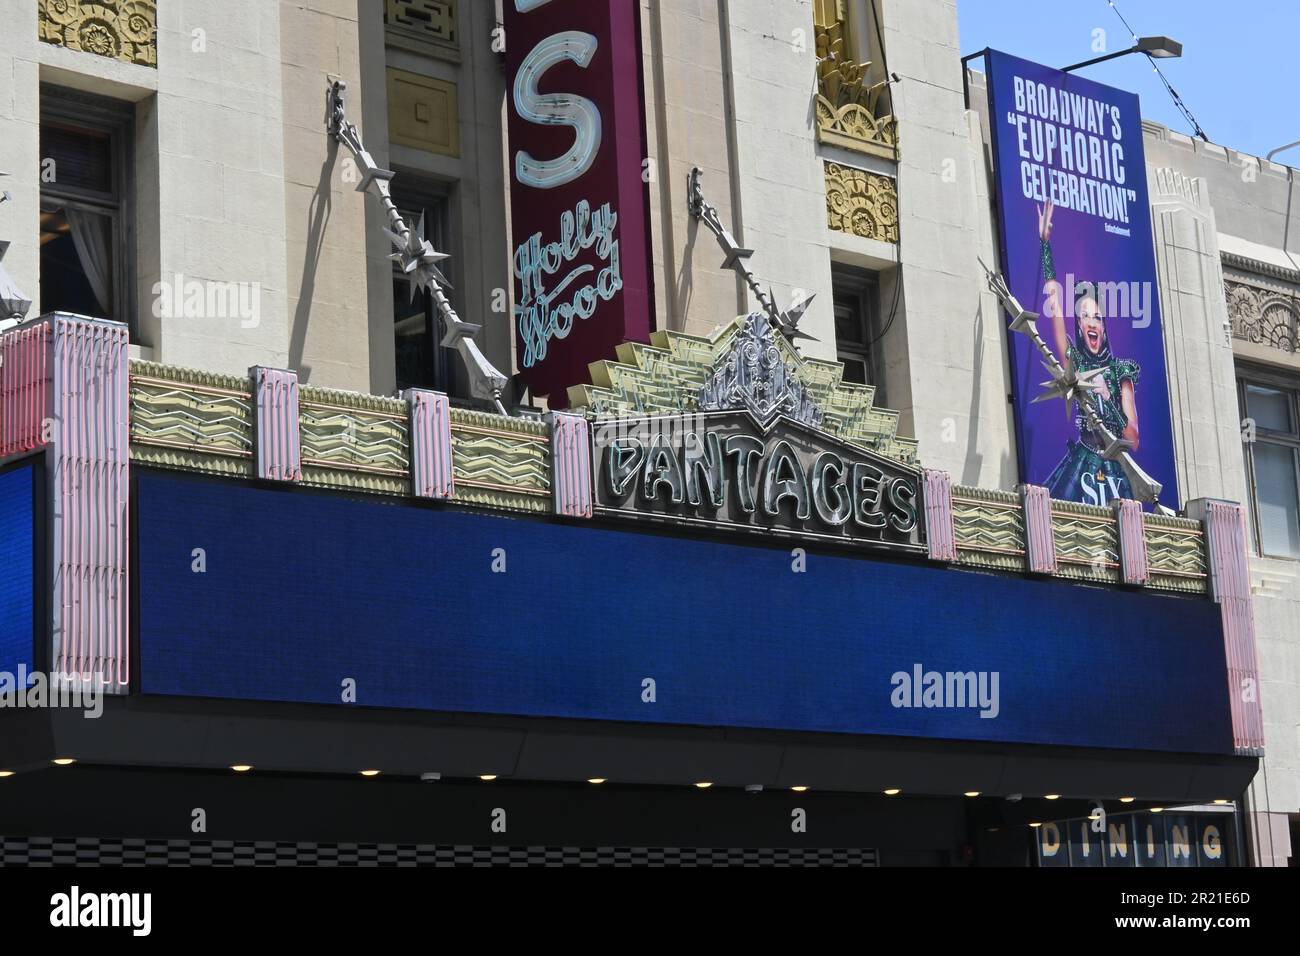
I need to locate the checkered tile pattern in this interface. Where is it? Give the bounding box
[0,837,877,867]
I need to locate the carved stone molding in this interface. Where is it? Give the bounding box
[813,4,897,158]
[1224,272,1299,356]
[824,162,898,243]
[387,68,459,157]
[39,0,157,68]
[384,0,460,62]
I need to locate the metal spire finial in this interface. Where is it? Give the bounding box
[977,256,1170,513]
[687,166,818,347]
[327,80,510,416]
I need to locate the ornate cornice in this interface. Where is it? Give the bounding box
[39,0,157,68]
[1221,251,1300,286]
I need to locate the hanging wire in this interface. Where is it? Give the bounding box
[1104,0,1209,141]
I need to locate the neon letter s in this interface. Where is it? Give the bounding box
[513,31,602,189]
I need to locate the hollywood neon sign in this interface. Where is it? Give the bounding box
[504,0,653,402]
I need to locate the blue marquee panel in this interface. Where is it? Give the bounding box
[136,472,1234,754]
[0,464,35,677]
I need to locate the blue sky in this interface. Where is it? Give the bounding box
[957,0,1300,162]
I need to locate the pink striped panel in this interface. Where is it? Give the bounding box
[1113,499,1149,586]
[0,320,52,459]
[922,469,956,562]
[406,388,454,499]
[50,316,130,690]
[1187,499,1265,754]
[551,412,593,519]
[253,366,301,482]
[1196,500,1265,754]
[1019,484,1057,574]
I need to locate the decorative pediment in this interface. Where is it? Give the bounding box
[699,314,823,428]
[566,313,919,465]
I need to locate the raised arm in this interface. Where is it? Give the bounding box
[1120,379,1140,451]
[1037,202,1070,372]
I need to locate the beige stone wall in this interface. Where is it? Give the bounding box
[1140,129,1300,830]
[874,0,1016,488]
[150,0,291,375]
[0,0,44,326]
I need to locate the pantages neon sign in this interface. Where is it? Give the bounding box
[590,316,924,553]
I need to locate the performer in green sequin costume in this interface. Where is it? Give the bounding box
[1036,201,1142,505]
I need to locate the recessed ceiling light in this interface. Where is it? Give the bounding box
[1213,799,1230,805]
[587,778,606,785]
[480,774,498,782]
[964,791,980,798]
[52,758,75,766]
[1151,807,1164,813]
[1044,794,1060,800]
[359,769,380,777]
[230,764,253,773]
[791,785,809,792]
[694,782,713,789]
[1119,796,1135,803]
[0,771,13,778]
[883,788,901,796]
[1029,821,1043,828]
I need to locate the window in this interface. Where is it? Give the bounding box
[39,86,134,332]
[832,266,881,389]
[391,184,458,395]
[1240,373,1300,559]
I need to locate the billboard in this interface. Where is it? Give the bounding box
[985,50,1178,510]
[504,0,654,404]
[136,471,1234,754]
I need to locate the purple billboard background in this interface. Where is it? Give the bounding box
[985,50,1179,510]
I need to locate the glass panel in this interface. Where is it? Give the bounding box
[839,354,869,386]
[1245,384,1293,434]
[1254,442,1300,558]
[41,124,113,196]
[39,205,113,320]
[394,277,432,391]
[833,295,864,347]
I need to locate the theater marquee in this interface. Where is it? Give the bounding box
[589,316,925,554]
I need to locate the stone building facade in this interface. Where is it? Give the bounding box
[0,0,1294,864]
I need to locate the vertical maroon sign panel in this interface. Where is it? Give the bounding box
[504,0,653,405]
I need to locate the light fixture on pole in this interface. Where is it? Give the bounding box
[1062,36,1182,72]
[1266,141,1300,165]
